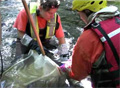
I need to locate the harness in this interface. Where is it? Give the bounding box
[26,2,59,41]
[90,15,120,87]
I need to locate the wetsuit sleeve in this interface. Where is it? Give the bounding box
[13,9,28,32]
[69,29,104,81]
[55,15,64,38]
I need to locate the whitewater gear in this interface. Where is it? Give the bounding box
[90,15,120,87]
[85,6,120,28]
[72,0,107,12]
[68,5,120,88]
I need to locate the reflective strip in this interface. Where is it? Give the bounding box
[100,28,120,42]
[30,2,37,14]
[45,13,56,38]
[29,2,39,40]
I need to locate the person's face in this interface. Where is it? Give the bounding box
[39,6,58,21]
[78,11,88,24]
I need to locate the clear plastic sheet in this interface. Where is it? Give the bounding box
[1,50,67,88]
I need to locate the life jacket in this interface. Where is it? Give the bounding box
[90,15,120,87]
[26,2,59,41]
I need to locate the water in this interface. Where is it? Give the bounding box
[58,1,85,42]
[0,0,120,88]
[0,0,83,73]
[0,0,91,88]
[0,0,22,72]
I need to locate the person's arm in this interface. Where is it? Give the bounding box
[17,30,25,39]
[55,15,69,60]
[57,37,65,45]
[55,15,64,42]
[14,9,42,54]
[57,37,69,59]
[69,30,104,81]
[13,9,28,32]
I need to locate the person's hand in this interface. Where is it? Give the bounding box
[57,44,69,55]
[20,34,58,55]
[59,54,69,62]
[28,40,51,55]
[59,58,72,73]
[57,43,69,62]
[59,64,67,72]
[20,34,50,54]
[28,39,41,54]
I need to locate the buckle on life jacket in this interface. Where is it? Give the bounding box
[91,22,100,28]
[115,17,120,24]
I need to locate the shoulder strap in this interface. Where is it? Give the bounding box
[91,23,119,66]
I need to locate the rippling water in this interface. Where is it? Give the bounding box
[0,0,23,72]
[0,1,90,88]
[0,0,120,88]
[0,0,82,73]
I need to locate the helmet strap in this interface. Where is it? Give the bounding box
[79,11,88,24]
[83,9,93,17]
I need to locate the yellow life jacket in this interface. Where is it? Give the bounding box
[29,2,57,40]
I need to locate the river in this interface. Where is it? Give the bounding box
[0,0,90,88]
[0,0,83,75]
[0,0,120,88]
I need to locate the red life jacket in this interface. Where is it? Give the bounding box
[90,16,120,87]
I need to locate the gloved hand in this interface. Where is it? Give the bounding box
[59,54,69,62]
[60,58,72,72]
[60,64,67,72]
[28,39,41,54]
[57,44,68,55]
[57,44,69,61]
[20,34,49,54]
[28,40,51,54]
